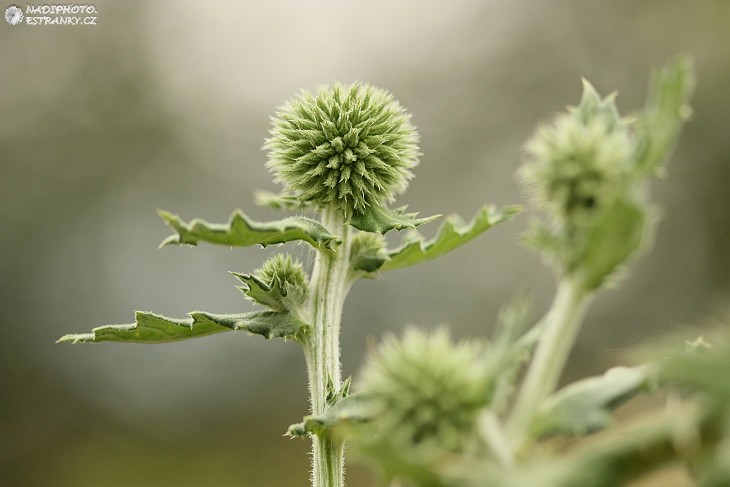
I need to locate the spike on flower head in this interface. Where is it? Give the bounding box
[265,83,420,216]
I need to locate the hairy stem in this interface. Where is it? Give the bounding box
[304,206,352,487]
[508,276,592,452]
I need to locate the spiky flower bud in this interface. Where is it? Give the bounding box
[360,328,491,454]
[520,81,632,225]
[518,63,693,290]
[265,83,419,216]
[254,254,308,307]
[349,232,388,273]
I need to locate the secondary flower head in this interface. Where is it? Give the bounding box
[265,83,419,216]
[254,254,308,306]
[520,81,632,225]
[360,328,491,453]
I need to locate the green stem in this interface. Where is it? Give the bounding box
[303,206,352,487]
[507,275,592,452]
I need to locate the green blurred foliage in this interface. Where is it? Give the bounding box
[1,1,729,485]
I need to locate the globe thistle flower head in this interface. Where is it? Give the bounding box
[265,83,420,216]
[520,86,632,225]
[519,81,658,289]
[360,328,491,453]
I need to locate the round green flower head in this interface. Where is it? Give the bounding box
[521,113,631,222]
[520,81,632,225]
[265,83,419,216]
[254,254,308,306]
[360,328,491,453]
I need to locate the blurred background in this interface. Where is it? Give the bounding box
[1,1,729,485]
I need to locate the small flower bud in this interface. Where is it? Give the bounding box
[518,66,693,290]
[254,254,308,307]
[520,82,632,225]
[265,83,420,216]
[349,232,388,273]
[359,328,491,453]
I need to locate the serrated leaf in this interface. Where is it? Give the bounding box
[381,205,520,271]
[348,205,440,234]
[58,310,309,344]
[158,209,339,250]
[531,366,650,438]
[190,311,309,340]
[287,392,376,438]
[57,311,227,344]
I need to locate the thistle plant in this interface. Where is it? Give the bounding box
[60,60,725,487]
[59,82,516,487]
[265,83,419,216]
[287,59,730,487]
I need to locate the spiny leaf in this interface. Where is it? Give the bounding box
[531,366,651,439]
[287,392,376,438]
[58,310,309,344]
[381,205,520,271]
[348,205,440,234]
[57,311,227,344]
[191,311,309,340]
[158,209,339,250]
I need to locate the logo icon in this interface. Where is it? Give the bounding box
[5,5,23,25]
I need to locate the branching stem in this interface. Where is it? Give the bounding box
[508,275,592,452]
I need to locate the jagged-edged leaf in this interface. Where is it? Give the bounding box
[531,366,651,438]
[231,272,289,312]
[287,392,376,438]
[381,205,520,272]
[58,310,309,344]
[57,311,227,344]
[158,209,339,250]
[190,311,309,340]
[348,206,440,234]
